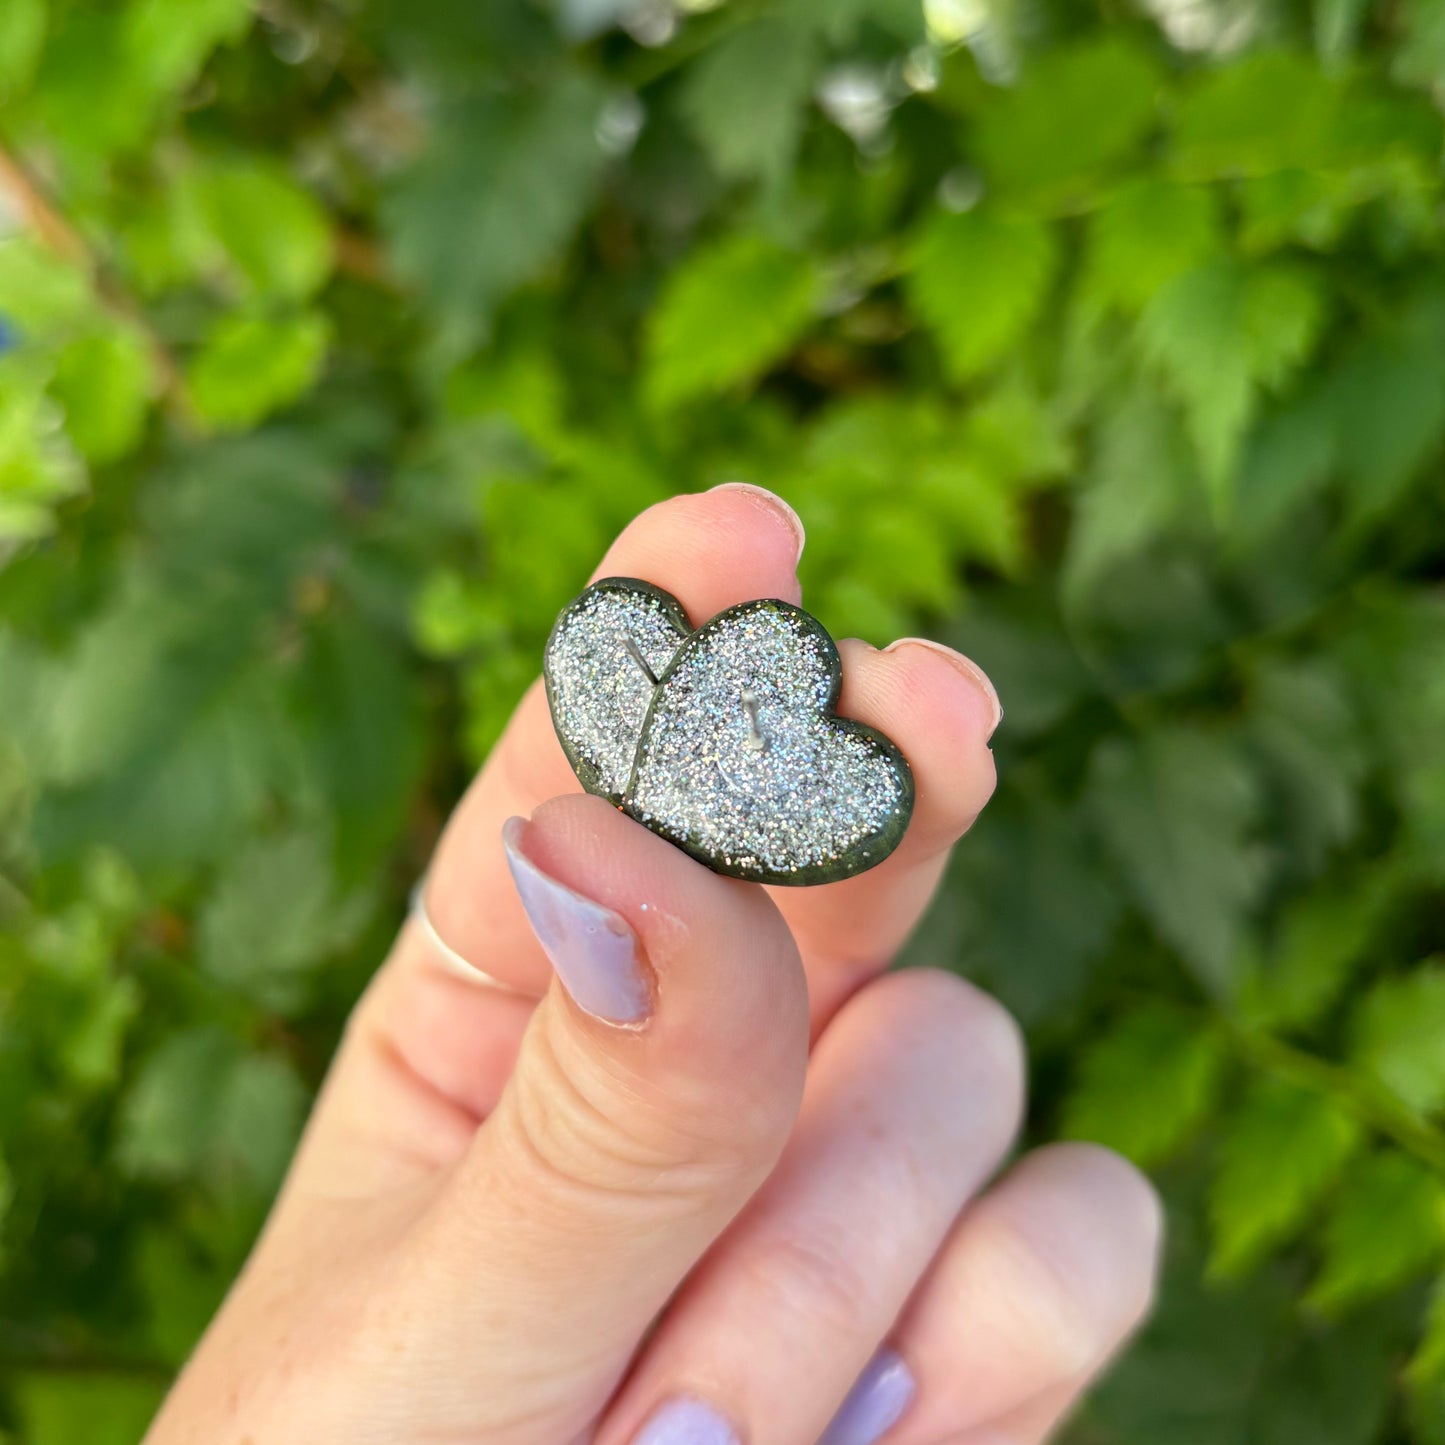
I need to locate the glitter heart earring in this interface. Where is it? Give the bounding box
[545,578,914,886]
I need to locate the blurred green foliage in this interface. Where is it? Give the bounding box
[1,0,1445,1440]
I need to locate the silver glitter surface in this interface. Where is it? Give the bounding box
[626,602,908,881]
[546,583,689,799]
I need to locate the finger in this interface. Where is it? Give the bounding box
[417,482,806,995]
[598,969,1025,1445]
[769,638,999,1027]
[295,485,806,1187]
[393,792,812,1443]
[889,1143,1162,1445]
[290,951,538,1192]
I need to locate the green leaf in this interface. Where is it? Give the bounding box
[288,614,427,880]
[1231,385,1338,542]
[1088,728,1264,996]
[941,780,1122,1026]
[1351,964,1445,1117]
[1329,287,1445,521]
[199,828,366,1014]
[1395,0,1445,91]
[1235,169,1356,253]
[1309,1152,1445,1313]
[0,1143,13,1239]
[124,0,254,101]
[907,207,1059,380]
[681,16,818,181]
[134,1225,234,1367]
[1210,1077,1361,1277]
[1089,1228,1405,1445]
[29,0,251,157]
[972,38,1160,205]
[1246,658,1367,871]
[789,0,927,44]
[384,74,607,349]
[0,353,86,542]
[1408,1277,1445,1425]
[13,1374,167,1445]
[216,1050,309,1194]
[1063,383,1201,595]
[187,309,330,430]
[1064,1003,1226,1166]
[118,1027,306,1194]
[1139,260,1327,509]
[948,597,1093,741]
[35,650,296,874]
[0,0,45,100]
[1315,0,1370,66]
[50,324,155,464]
[0,235,93,333]
[645,235,821,409]
[1239,870,1396,1031]
[194,158,334,300]
[1171,51,1344,179]
[1081,178,1222,315]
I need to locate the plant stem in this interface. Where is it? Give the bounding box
[1231,1025,1445,1176]
[0,138,197,429]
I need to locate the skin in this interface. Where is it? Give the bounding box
[143,485,1162,1445]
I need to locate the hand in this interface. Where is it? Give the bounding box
[144,486,1161,1445]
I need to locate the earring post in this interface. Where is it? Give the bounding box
[622,634,660,686]
[741,686,768,752]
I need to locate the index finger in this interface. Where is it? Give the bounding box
[356,487,996,1132]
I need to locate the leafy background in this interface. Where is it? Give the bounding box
[1,0,1444,1440]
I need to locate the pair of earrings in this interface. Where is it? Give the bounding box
[544,578,915,887]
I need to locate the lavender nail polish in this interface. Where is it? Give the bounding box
[632,1398,740,1445]
[819,1348,916,1445]
[502,817,650,1025]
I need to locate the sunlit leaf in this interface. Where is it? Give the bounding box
[907,208,1058,380]
[1064,1003,1226,1166]
[646,235,821,409]
[1210,1077,1361,1277]
[187,310,330,430]
[973,38,1160,205]
[1352,964,1445,1117]
[50,324,155,464]
[1309,1153,1445,1313]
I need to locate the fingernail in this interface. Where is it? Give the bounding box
[819,1348,917,1445]
[502,817,651,1025]
[709,482,807,565]
[883,637,1003,740]
[632,1398,741,1445]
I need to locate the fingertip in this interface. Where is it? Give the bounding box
[835,638,999,854]
[707,482,806,566]
[1012,1143,1166,1305]
[593,487,805,617]
[975,1142,1165,1353]
[880,638,1002,741]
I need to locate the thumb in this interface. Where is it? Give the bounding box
[399,794,810,1440]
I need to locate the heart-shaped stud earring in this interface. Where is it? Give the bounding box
[545,578,914,886]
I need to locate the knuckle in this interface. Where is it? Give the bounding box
[503,1013,780,1214]
[966,1209,1106,1381]
[740,1227,878,1344]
